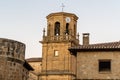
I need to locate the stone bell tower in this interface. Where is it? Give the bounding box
[40,12,79,80]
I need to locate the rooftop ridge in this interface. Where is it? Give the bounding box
[69,41,120,50]
[26,57,42,62]
[89,41,120,46]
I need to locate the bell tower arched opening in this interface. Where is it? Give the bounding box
[54,22,60,36]
[65,23,69,35]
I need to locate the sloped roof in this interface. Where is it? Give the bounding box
[23,60,34,71]
[69,41,120,52]
[26,58,42,62]
[46,12,78,20]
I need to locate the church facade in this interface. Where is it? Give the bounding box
[27,11,120,80]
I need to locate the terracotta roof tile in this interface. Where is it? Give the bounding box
[26,58,42,62]
[70,41,120,50]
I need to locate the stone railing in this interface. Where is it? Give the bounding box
[42,35,79,43]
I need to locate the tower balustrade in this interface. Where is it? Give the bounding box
[42,35,79,44]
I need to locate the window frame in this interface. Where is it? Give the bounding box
[54,50,59,57]
[98,59,111,73]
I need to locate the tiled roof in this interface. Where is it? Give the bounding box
[69,41,120,51]
[26,58,42,62]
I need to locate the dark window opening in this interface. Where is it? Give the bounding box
[99,60,111,72]
[47,24,51,36]
[74,24,76,36]
[65,23,69,35]
[54,22,60,35]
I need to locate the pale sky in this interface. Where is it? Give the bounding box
[0,0,120,58]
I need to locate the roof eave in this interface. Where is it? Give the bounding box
[69,48,120,52]
[23,61,34,71]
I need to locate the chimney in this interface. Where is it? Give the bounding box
[83,33,89,45]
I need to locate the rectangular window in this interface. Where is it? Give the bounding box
[54,50,59,57]
[99,60,111,72]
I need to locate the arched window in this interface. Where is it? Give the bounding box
[74,24,76,36]
[47,24,51,36]
[65,23,69,34]
[54,22,60,35]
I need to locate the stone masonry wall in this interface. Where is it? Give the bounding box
[77,51,120,79]
[28,61,42,80]
[0,38,28,80]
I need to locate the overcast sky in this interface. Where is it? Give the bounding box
[0,0,120,58]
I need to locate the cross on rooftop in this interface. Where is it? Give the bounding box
[61,3,65,12]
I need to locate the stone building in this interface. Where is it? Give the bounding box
[69,40,120,79]
[26,58,42,80]
[0,38,33,80]
[27,11,120,80]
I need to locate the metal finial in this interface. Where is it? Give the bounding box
[61,3,65,12]
[77,33,80,39]
[43,28,45,36]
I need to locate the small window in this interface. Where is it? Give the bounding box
[54,50,59,57]
[99,60,111,72]
[40,63,42,66]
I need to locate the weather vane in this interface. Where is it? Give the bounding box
[61,3,65,12]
